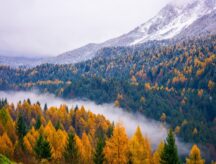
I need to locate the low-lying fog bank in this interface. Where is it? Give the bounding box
[0,90,190,154]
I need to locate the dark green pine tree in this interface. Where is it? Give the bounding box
[107,122,114,138]
[34,135,51,160]
[16,113,27,141]
[93,137,105,164]
[55,120,63,130]
[0,98,7,109]
[27,98,31,105]
[160,129,180,164]
[44,103,48,112]
[35,116,41,130]
[64,132,79,163]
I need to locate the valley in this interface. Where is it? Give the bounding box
[0,35,215,161]
[0,0,215,163]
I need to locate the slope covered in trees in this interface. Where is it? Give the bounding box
[0,100,208,163]
[0,35,215,158]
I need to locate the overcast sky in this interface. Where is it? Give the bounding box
[0,0,171,57]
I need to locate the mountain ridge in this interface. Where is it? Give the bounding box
[0,0,216,67]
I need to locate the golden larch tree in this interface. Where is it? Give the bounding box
[129,126,152,164]
[44,121,68,160]
[75,134,85,162]
[152,141,164,164]
[104,123,129,164]
[186,144,205,164]
[0,132,14,158]
[81,132,93,164]
[23,127,39,155]
[208,80,215,90]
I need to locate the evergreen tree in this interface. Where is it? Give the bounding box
[16,114,27,141]
[160,129,180,164]
[74,105,79,111]
[35,116,41,130]
[64,132,79,163]
[44,103,48,112]
[34,135,51,160]
[95,126,106,140]
[107,122,114,138]
[93,137,105,164]
[0,98,7,109]
[55,120,62,130]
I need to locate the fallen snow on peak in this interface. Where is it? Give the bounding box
[131,0,215,45]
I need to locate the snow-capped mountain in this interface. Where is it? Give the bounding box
[128,0,216,45]
[0,56,45,68]
[1,0,216,67]
[102,0,216,46]
[50,0,216,64]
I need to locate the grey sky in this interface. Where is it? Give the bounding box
[0,0,171,57]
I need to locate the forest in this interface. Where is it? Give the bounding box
[0,35,215,161]
[0,99,208,163]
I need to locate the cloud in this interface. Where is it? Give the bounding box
[170,0,198,8]
[0,90,190,154]
[0,0,170,56]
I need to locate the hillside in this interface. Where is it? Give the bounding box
[0,99,207,163]
[0,35,215,159]
[1,0,215,163]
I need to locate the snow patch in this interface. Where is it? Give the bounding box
[130,0,215,45]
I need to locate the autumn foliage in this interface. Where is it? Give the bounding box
[0,99,210,163]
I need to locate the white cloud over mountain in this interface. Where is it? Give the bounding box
[0,0,169,56]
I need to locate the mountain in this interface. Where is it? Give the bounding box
[1,0,216,67]
[0,56,44,68]
[53,0,216,64]
[126,0,216,45]
[1,35,216,157]
[44,43,100,65]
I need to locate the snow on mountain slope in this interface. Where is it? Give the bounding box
[176,9,216,39]
[44,43,100,65]
[55,0,216,64]
[130,0,216,44]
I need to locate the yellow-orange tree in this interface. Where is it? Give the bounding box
[81,132,93,164]
[104,123,129,164]
[44,121,68,160]
[129,126,152,163]
[186,144,205,164]
[152,141,164,164]
[0,132,14,158]
[23,127,39,155]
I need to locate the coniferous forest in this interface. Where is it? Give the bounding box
[0,35,215,163]
[0,99,206,163]
[1,0,216,162]
[0,36,215,161]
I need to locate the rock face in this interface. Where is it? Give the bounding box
[1,0,216,67]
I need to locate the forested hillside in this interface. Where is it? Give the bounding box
[0,35,216,159]
[0,99,207,163]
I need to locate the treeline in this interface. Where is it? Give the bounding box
[0,99,208,163]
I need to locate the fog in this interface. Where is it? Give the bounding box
[0,0,171,56]
[0,90,190,154]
